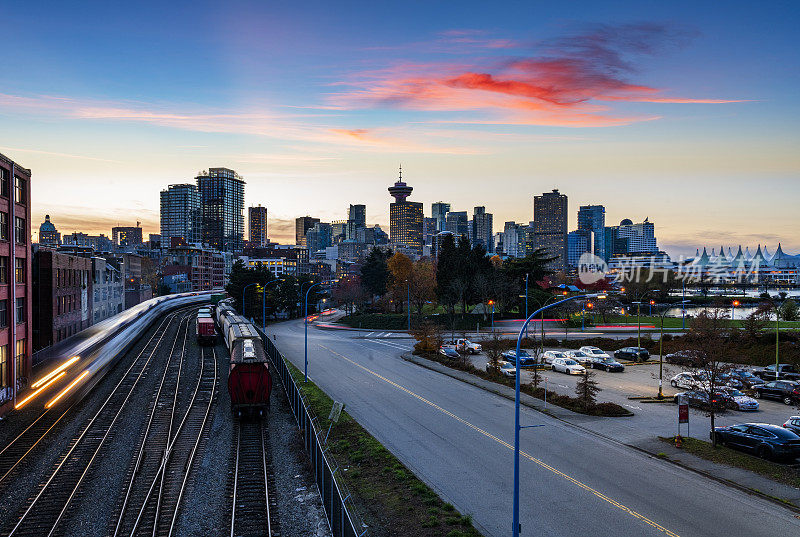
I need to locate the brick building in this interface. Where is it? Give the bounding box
[0,153,32,415]
[164,243,225,290]
[33,250,93,351]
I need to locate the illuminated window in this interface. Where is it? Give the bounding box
[0,345,6,387]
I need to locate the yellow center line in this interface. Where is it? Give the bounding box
[319,344,680,537]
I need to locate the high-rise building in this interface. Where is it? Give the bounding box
[306,222,333,253]
[196,167,245,252]
[388,170,423,255]
[567,229,593,267]
[445,211,469,238]
[347,204,366,240]
[615,218,658,254]
[423,217,437,246]
[0,152,32,417]
[38,215,60,248]
[502,222,526,258]
[471,206,494,253]
[248,205,268,247]
[112,225,143,247]
[577,205,606,260]
[295,216,320,247]
[533,189,568,271]
[160,184,201,247]
[431,202,450,232]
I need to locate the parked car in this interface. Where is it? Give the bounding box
[542,350,567,364]
[486,360,516,378]
[579,346,610,360]
[502,349,537,367]
[552,358,586,375]
[717,387,759,411]
[726,369,765,390]
[614,347,650,362]
[565,350,592,365]
[674,390,726,411]
[665,350,703,367]
[782,416,800,435]
[670,372,710,391]
[752,380,800,405]
[712,423,800,461]
[590,356,625,372]
[753,364,800,382]
[439,346,461,360]
[444,338,482,354]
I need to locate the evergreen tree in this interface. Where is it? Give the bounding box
[361,248,392,297]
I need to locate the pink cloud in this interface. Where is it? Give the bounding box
[330,23,746,127]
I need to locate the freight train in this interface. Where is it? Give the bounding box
[196,307,216,345]
[216,301,273,417]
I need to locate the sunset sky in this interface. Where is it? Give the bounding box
[2,1,798,256]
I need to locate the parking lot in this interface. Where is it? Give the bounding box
[464,346,799,443]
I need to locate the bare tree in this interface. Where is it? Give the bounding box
[685,310,733,447]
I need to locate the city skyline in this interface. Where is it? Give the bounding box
[2,2,798,255]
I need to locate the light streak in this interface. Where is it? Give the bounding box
[31,356,80,389]
[15,371,67,409]
[45,371,90,409]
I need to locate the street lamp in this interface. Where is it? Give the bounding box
[261,278,284,328]
[304,280,330,382]
[512,292,606,537]
[731,299,740,322]
[524,273,529,339]
[656,299,689,398]
[649,299,655,316]
[242,282,258,317]
[631,290,657,350]
[405,279,411,332]
[488,300,495,332]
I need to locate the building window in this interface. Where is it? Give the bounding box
[14,175,26,205]
[0,212,7,241]
[16,297,24,324]
[15,217,25,244]
[0,345,6,388]
[0,257,6,284]
[15,258,24,283]
[0,168,7,198]
[15,339,25,381]
[0,299,6,328]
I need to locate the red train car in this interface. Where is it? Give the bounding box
[228,337,272,418]
[196,316,217,345]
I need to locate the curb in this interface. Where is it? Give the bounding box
[401,353,800,514]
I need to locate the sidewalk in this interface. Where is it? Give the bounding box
[402,353,800,511]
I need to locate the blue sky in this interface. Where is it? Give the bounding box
[1,1,798,255]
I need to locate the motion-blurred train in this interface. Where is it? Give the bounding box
[216,302,273,418]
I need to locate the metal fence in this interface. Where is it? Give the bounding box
[262,333,365,537]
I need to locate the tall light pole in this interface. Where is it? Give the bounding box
[524,273,529,339]
[512,292,606,537]
[304,281,324,383]
[242,282,258,317]
[682,280,687,330]
[261,278,284,328]
[731,299,740,322]
[488,300,495,332]
[657,299,689,398]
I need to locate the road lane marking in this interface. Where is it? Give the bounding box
[366,339,411,351]
[319,344,680,537]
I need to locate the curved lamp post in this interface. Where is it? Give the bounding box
[242,282,258,317]
[304,281,328,382]
[656,299,689,398]
[261,278,284,328]
[512,292,606,537]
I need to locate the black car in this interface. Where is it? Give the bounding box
[712,423,800,461]
[674,391,726,411]
[752,380,800,406]
[783,416,800,435]
[665,350,703,368]
[591,357,625,372]
[727,369,765,389]
[614,347,650,362]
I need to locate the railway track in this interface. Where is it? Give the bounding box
[3,310,189,537]
[112,326,217,537]
[230,421,276,537]
[0,313,177,492]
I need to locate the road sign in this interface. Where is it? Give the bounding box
[678,404,689,424]
[329,401,345,423]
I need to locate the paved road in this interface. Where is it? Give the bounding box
[269,319,800,537]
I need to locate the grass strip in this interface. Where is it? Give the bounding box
[284,360,482,537]
[658,436,800,489]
